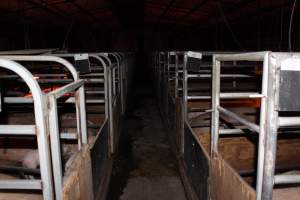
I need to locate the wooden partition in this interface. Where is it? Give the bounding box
[63,146,94,200]
[210,152,256,200]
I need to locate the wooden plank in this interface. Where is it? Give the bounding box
[194,129,300,173]
[210,153,256,200]
[63,146,94,200]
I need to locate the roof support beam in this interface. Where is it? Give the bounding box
[67,1,109,28]
[25,0,69,20]
[173,0,209,26]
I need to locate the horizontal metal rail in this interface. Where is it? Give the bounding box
[4,97,105,104]
[0,49,57,55]
[0,74,67,78]
[0,180,42,189]
[187,74,252,78]
[278,117,300,127]
[66,98,105,104]
[0,125,36,135]
[219,128,245,135]
[0,55,79,81]
[214,51,269,61]
[16,78,104,84]
[188,92,264,100]
[274,174,300,185]
[0,125,78,140]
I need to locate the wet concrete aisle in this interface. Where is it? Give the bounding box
[106,90,187,200]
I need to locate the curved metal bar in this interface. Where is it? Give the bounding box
[89,54,109,119]
[112,53,125,114]
[0,55,79,81]
[0,58,54,200]
[98,53,112,66]
[96,54,115,153]
[109,53,120,67]
[109,53,121,96]
[0,55,86,138]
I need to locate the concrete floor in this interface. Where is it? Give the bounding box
[107,91,187,200]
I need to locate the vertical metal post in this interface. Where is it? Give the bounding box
[48,95,63,200]
[7,62,54,199]
[165,52,169,118]
[211,56,221,154]
[158,53,162,103]
[175,53,179,99]
[78,85,87,144]
[108,66,114,154]
[74,84,87,147]
[112,67,116,97]
[261,54,279,200]
[104,63,109,120]
[256,52,270,200]
[183,52,188,120]
[120,59,125,114]
[0,59,55,200]
[75,90,83,149]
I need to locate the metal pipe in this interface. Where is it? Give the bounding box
[89,54,109,120]
[274,174,300,184]
[0,180,42,190]
[261,52,279,200]
[215,51,270,61]
[218,106,260,132]
[0,59,54,200]
[211,56,221,154]
[175,53,179,98]
[183,52,188,121]
[48,94,63,200]
[219,129,244,135]
[0,55,79,81]
[187,74,252,78]
[48,80,84,99]
[0,125,36,135]
[278,117,300,127]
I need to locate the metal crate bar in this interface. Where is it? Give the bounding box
[218,106,260,132]
[0,180,42,190]
[278,117,300,127]
[0,58,54,200]
[0,125,36,135]
[274,174,300,185]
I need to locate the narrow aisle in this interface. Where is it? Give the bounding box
[106,90,187,200]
